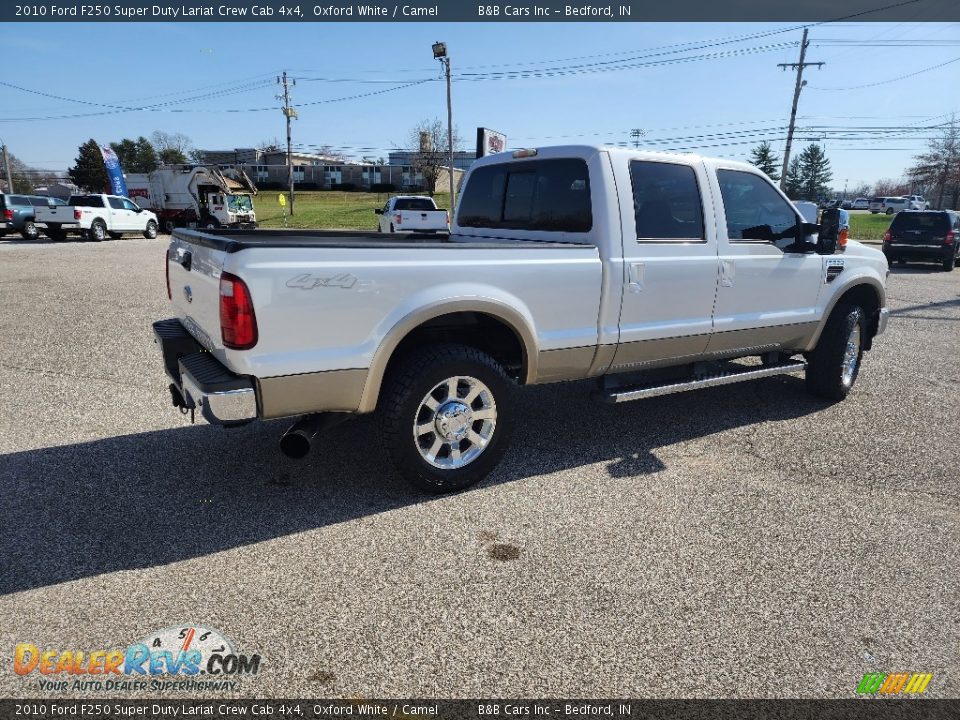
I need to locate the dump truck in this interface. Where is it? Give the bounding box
[125,165,258,232]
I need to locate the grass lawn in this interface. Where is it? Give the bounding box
[254,191,451,231]
[254,190,891,243]
[848,212,891,242]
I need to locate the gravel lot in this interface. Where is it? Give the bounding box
[0,237,957,699]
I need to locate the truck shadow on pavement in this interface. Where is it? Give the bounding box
[0,375,825,595]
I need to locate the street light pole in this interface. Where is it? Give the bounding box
[433,42,455,210]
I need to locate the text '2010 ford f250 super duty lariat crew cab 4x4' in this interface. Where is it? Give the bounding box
[154,146,890,493]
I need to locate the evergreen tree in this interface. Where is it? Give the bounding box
[109,136,159,173]
[783,157,803,199]
[797,144,833,201]
[748,141,781,181]
[68,139,108,192]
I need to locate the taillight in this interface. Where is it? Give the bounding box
[883,231,891,243]
[946,230,956,246]
[219,272,257,349]
[394,213,402,225]
[73,208,82,220]
[2,209,12,221]
[165,250,171,300]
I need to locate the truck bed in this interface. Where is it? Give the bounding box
[173,228,584,253]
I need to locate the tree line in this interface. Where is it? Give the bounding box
[748,116,959,208]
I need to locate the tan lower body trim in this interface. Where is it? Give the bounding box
[257,368,369,419]
[533,346,597,383]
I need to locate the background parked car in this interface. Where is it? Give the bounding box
[880,197,912,215]
[869,197,887,213]
[883,210,959,271]
[850,198,870,210]
[0,194,65,240]
[905,194,930,210]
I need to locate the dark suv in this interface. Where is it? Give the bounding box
[883,210,960,271]
[0,193,65,240]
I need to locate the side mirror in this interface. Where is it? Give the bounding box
[134,206,143,213]
[817,208,840,255]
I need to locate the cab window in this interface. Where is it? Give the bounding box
[629,161,705,241]
[716,170,799,241]
[457,158,592,232]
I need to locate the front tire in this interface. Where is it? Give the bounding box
[943,254,955,272]
[144,220,158,239]
[377,344,514,494]
[805,303,865,401]
[886,208,894,215]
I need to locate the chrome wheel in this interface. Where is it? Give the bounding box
[841,322,861,388]
[413,375,497,470]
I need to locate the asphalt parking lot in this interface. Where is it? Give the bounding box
[0,236,957,699]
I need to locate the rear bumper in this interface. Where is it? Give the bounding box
[884,242,952,262]
[152,318,257,425]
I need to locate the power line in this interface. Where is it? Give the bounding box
[809,55,960,90]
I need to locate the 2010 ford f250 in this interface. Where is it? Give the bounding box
[154,145,890,493]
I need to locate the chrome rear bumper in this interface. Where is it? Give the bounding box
[153,318,257,425]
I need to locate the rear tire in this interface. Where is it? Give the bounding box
[44,224,66,241]
[377,343,515,494]
[21,220,39,240]
[88,220,106,242]
[805,303,865,401]
[943,255,955,272]
[144,220,158,239]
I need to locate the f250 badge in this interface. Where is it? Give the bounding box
[286,273,359,290]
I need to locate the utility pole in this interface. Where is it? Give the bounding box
[278,71,297,216]
[777,28,823,191]
[433,42,455,210]
[630,128,645,149]
[1,142,12,193]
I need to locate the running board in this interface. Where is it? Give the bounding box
[594,361,807,404]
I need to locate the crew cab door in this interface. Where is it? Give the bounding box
[107,196,135,231]
[706,167,823,355]
[610,157,720,371]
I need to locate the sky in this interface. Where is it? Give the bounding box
[1,20,958,192]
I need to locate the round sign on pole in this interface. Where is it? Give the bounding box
[278,194,287,207]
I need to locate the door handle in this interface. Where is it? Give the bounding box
[628,262,645,293]
[720,260,735,287]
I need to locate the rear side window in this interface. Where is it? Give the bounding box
[394,198,436,211]
[717,170,798,240]
[630,161,704,241]
[29,197,53,207]
[458,158,592,232]
[70,196,105,208]
[10,195,31,206]
[889,212,949,234]
[108,197,125,209]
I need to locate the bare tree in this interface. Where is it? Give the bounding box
[907,116,960,210]
[407,118,462,196]
[151,131,194,165]
[873,178,911,197]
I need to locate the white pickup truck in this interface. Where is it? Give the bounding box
[154,145,889,493]
[36,193,159,241]
[375,195,449,233]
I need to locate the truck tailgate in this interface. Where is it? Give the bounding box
[397,210,448,231]
[167,232,229,356]
[35,207,76,224]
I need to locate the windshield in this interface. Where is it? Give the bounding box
[227,195,253,212]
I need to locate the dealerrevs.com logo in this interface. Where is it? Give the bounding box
[856,672,933,696]
[14,625,261,692]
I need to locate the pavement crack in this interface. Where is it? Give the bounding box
[0,362,155,390]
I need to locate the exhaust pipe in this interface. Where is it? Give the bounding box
[279,413,346,459]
